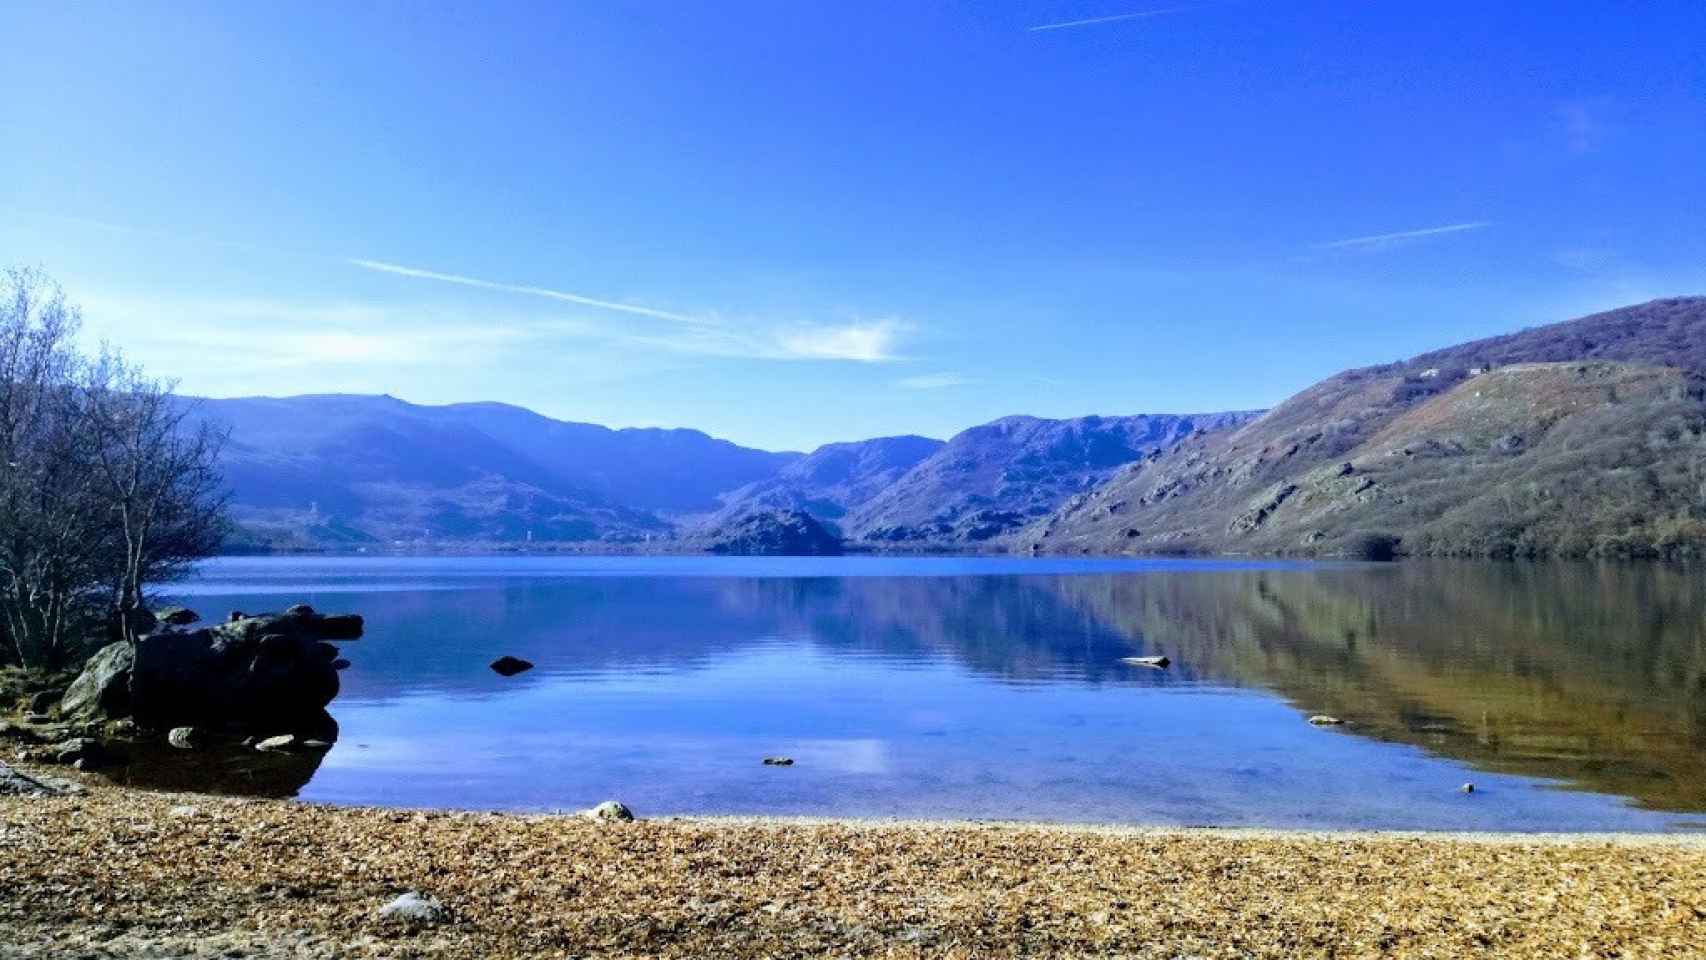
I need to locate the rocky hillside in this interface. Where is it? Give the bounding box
[712,435,945,523]
[1025,297,1706,559]
[842,412,1261,546]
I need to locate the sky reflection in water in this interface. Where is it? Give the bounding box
[157,555,1706,832]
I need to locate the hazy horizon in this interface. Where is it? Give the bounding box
[4,2,1704,449]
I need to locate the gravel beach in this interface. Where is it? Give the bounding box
[4,775,1706,958]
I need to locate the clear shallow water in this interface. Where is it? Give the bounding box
[151,555,1706,831]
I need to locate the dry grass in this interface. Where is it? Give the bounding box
[4,781,1706,957]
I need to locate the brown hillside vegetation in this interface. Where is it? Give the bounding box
[1024,297,1706,559]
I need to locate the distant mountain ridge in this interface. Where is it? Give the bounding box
[186,394,796,548]
[1024,297,1706,559]
[190,394,1250,550]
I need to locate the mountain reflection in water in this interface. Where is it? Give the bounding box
[161,557,1706,827]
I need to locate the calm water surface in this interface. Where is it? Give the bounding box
[150,555,1706,831]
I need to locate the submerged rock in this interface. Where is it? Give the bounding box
[489,655,534,677]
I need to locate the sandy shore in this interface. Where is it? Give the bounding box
[4,778,1706,958]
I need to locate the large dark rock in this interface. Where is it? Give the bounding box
[59,607,363,735]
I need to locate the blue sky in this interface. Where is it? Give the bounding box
[3,1,1703,451]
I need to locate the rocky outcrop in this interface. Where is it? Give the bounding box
[692,509,844,556]
[60,604,363,737]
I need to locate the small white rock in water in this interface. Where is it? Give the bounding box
[254,735,295,752]
[1459,782,1476,794]
[166,727,199,750]
[581,800,635,822]
[1120,656,1170,669]
[1308,715,1345,726]
[377,891,447,924]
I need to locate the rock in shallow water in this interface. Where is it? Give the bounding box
[763,756,795,766]
[166,727,200,750]
[255,735,296,752]
[489,655,533,677]
[59,605,364,735]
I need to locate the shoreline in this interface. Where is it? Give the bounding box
[5,775,1706,957]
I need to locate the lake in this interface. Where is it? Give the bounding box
[144,555,1706,832]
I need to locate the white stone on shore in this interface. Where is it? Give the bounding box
[378,891,447,924]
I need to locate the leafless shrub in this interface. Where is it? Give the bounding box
[0,268,228,668]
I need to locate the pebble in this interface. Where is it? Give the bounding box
[376,891,447,924]
[581,800,635,822]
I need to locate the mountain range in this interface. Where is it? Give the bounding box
[197,296,1706,559]
[193,395,1248,551]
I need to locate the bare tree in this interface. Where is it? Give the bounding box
[0,268,110,666]
[0,267,229,667]
[82,353,229,643]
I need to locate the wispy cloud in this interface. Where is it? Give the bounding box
[347,258,906,361]
[38,217,916,367]
[1314,221,1492,251]
[347,258,712,326]
[896,371,973,390]
[1028,6,1190,32]
[777,320,906,362]
[622,318,907,363]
